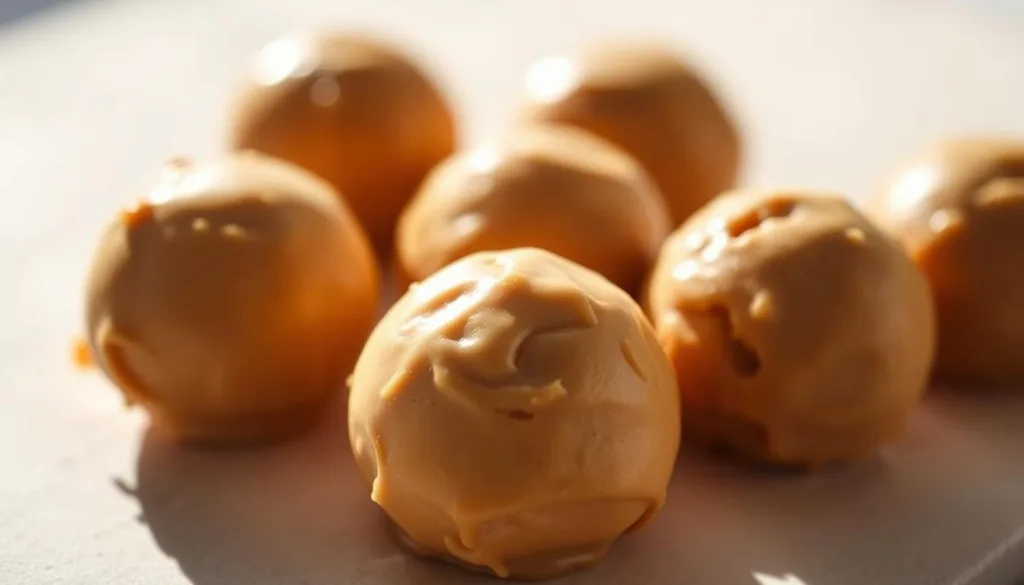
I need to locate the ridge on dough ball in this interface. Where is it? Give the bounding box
[871,137,1024,386]
[647,190,935,466]
[228,31,457,252]
[348,248,680,580]
[85,151,380,445]
[520,41,741,226]
[395,124,671,297]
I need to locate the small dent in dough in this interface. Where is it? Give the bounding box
[708,305,761,377]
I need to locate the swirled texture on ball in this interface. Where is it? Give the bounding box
[85,152,379,444]
[647,190,934,466]
[520,42,740,226]
[396,125,670,296]
[229,32,456,250]
[348,248,680,579]
[872,137,1024,386]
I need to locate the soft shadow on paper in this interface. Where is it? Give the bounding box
[115,393,1000,585]
[114,405,901,585]
[928,385,1024,450]
[0,0,78,26]
[121,401,480,585]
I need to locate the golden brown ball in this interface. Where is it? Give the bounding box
[872,137,1024,386]
[349,248,680,579]
[85,152,380,444]
[229,32,457,251]
[520,42,741,226]
[647,190,934,466]
[395,124,670,296]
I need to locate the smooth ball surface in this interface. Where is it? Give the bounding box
[647,190,934,466]
[396,125,670,296]
[229,32,457,251]
[85,152,380,444]
[349,248,680,579]
[520,42,741,226]
[872,137,1024,386]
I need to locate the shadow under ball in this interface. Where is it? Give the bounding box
[229,32,457,252]
[646,190,935,466]
[872,137,1024,386]
[85,152,380,445]
[520,42,741,227]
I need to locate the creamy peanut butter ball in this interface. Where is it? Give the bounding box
[873,137,1024,386]
[85,152,379,444]
[229,32,457,251]
[395,125,670,296]
[349,248,680,579]
[520,42,741,226]
[647,190,934,466]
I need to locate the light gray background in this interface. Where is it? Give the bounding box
[1,1,1022,584]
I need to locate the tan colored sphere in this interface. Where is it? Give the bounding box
[85,152,380,444]
[229,32,457,251]
[396,125,670,296]
[349,248,680,580]
[520,42,741,226]
[872,137,1024,386]
[647,190,935,466]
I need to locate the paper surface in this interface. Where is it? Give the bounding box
[1,1,1023,584]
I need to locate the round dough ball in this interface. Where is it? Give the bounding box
[872,137,1024,386]
[85,152,380,444]
[396,125,670,296]
[647,190,934,466]
[349,248,680,579]
[520,42,741,226]
[229,32,457,251]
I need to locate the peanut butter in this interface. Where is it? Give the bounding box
[872,137,1024,386]
[520,41,741,226]
[349,248,680,579]
[229,31,456,251]
[647,190,935,465]
[396,124,670,296]
[85,152,379,444]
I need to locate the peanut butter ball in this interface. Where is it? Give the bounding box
[647,190,934,466]
[872,137,1024,386]
[520,42,741,226]
[395,125,670,296]
[229,32,457,251]
[349,248,680,579]
[85,152,379,444]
